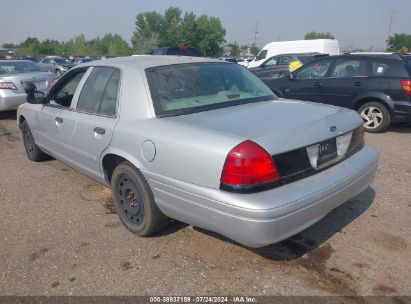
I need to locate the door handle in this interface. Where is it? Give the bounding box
[313,82,322,88]
[93,127,105,135]
[55,117,63,123]
[353,81,363,87]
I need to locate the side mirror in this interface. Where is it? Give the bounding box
[23,81,37,94]
[24,82,46,104]
[27,92,46,104]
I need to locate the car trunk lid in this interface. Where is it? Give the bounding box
[165,99,363,155]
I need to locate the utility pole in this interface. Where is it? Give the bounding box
[386,9,394,51]
[253,22,259,46]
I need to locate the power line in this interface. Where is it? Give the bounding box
[386,9,395,50]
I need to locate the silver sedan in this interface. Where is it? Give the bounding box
[0,60,58,111]
[17,56,378,248]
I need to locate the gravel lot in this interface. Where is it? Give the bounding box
[0,110,410,297]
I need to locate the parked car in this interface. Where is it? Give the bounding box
[0,60,58,111]
[38,56,75,76]
[18,56,378,248]
[249,53,329,81]
[264,54,411,132]
[237,58,253,68]
[218,57,238,64]
[74,57,94,65]
[151,45,201,57]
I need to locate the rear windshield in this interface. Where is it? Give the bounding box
[146,63,275,117]
[0,61,43,75]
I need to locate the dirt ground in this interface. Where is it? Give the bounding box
[0,110,410,298]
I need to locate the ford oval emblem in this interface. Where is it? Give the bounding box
[329,126,337,132]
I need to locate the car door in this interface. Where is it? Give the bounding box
[61,66,121,180]
[35,68,88,160]
[282,58,334,103]
[255,56,279,80]
[321,58,368,107]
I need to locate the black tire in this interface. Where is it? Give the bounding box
[21,120,49,161]
[358,102,391,133]
[111,161,170,236]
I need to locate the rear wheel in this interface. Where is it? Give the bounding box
[358,102,391,133]
[21,120,49,161]
[111,162,170,236]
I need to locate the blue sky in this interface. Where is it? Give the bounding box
[1,0,410,50]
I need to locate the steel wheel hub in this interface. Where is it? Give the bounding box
[117,176,144,224]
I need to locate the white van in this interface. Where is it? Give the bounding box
[248,39,340,68]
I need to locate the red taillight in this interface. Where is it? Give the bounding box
[400,79,411,96]
[50,77,60,87]
[0,82,17,90]
[221,140,280,187]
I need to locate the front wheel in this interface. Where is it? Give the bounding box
[21,120,49,161]
[111,162,170,236]
[358,102,391,133]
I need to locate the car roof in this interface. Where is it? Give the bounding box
[313,54,405,61]
[89,55,223,70]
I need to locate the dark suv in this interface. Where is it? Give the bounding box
[264,54,411,132]
[249,53,329,81]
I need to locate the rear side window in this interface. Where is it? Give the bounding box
[77,67,120,116]
[330,59,367,78]
[371,61,408,77]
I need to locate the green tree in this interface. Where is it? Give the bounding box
[102,34,132,56]
[227,42,240,57]
[132,11,163,54]
[249,44,260,56]
[131,7,226,57]
[1,43,18,49]
[386,33,411,52]
[17,37,41,56]
[304,31,335,40]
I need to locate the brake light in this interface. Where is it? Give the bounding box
[50,77,59,87]
[221,140,280,187]
[400,79,411,96]
[0,82,17,90]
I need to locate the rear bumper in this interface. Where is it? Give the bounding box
[146,146,378,248]
[0,91,26,111]
[392,100,411,123]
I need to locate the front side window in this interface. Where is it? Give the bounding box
[330,59,367,78]
[256,50,267,61]
[146,63,275,117]
[295,59,333,79]
[263,57,278,66]
[51,70,87,107]
[277,56,292,65]
[76,67,120,116]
